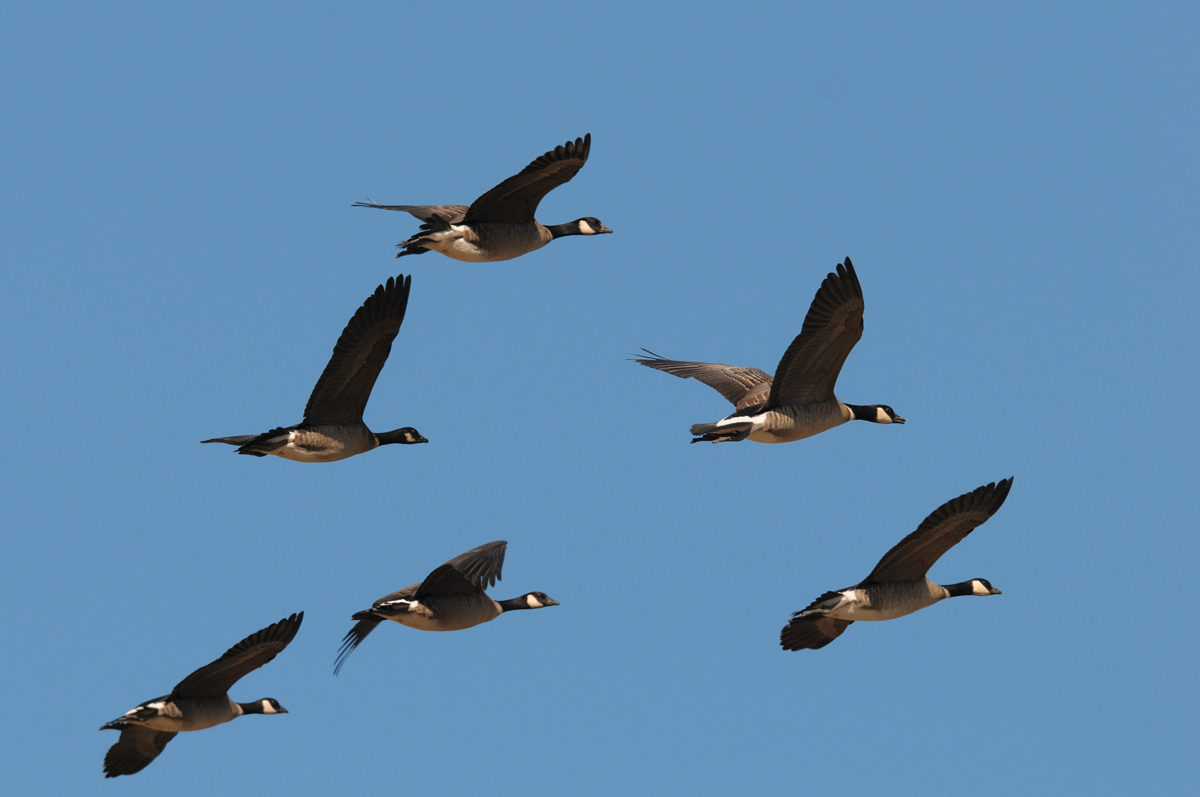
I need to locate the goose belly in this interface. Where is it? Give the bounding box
[427,223,549,262]
[828,584,941,622]
[137,697,236,732]
[175,698,240,731]
[390,595,501,631]
[728,405,847,444]
[271,427,375,462]
[831,602,923,622]
[428,233,498,262]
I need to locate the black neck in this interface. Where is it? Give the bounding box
[497,596,533,612]
[844,404,875,421]
[545,222,584,239]
[943,581,978,597]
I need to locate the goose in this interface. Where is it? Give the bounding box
[334,541,558,674]
[635,258,904,443]
[202,274,427,462]
[780,479,1012,651]
[100,613,302,777]
[353,134,612,261]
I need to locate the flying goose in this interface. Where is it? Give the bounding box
[780,479,1012,651]
[100,613,302,777]
[354,134,612,261]
[635,257,904,443]
[334,541,558,674]
[202,274,427,462]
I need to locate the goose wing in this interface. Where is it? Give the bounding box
[350,203,469,225]
[416,540,508,598]
[863,479,1014,584]
[172,613,303,699]
[633,350,773,410]
[303,274,412,426]
[102,725,177,778]
[334,585,420,675]
[780,615,853,651]
[370,583,421,608]
[463,135,591,224]
[767,258,865,407]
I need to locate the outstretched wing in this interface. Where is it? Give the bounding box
[351,203,469,225]
[864,479,1014,584]
[304,274,412,426]
[633,350,773,410]
[464,135,591,224]
[780,615,853,651]
[416,540,508,598]
[333,584,421,675]
[768,258,865,407]
[442,540,507,590]
[102,725,177,778]
[333,618,381,676]
[172,613,303,698]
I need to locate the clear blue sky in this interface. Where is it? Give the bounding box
[2,2,1198,794]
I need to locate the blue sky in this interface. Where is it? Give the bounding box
[2,2,1198,794]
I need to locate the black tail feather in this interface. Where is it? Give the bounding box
[200,435,259,446]
[689,421,752,443]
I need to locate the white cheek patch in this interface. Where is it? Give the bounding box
[972,580,993,596]
[577,220,595,234]
[526,594,544,608]
[261,700,279,714]
[875,407,892,423]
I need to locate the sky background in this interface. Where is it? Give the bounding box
[2,2,1198,794]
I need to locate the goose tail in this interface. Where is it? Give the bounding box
[689,421,752,444]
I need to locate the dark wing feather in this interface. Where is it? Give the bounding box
[780,615,853,651]
[333,617,380,676]
[415,564,482,598]
[633,350,773,410]
[103,725,177,778]
[303,274,412,426]
[464,134,591,224]
[414,541,506,598]
[767,258,865,407]
[172,613,303,698]
[334,579,427,674]
[334,600,401,676]
[351,203,469,225]
[864,479,1014,584]
[440,540,507,590]
[370,583,421,608]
